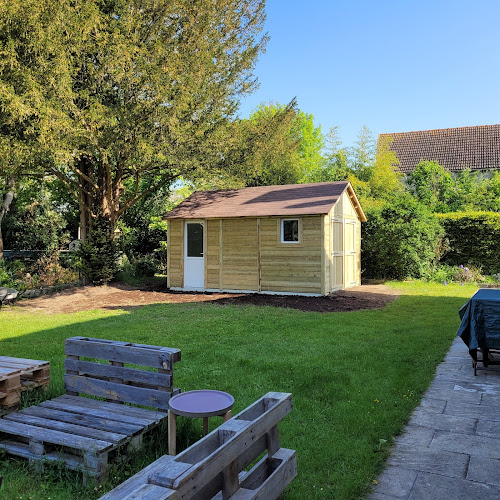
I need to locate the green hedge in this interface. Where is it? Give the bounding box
[362,196,444,279]
[437,212,500,274]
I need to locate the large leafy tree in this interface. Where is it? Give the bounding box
[0,0,268,243]
[225,101,324,187]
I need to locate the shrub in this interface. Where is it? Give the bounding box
[437,212,500,274]
[75,216,121,285]
[362,195,444,279]
[134,257,157,277]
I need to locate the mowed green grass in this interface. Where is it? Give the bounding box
[0,282,475,499]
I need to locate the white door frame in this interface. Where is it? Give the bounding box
[184,221,205,289]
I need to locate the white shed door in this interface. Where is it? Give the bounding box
[184,222,204,288]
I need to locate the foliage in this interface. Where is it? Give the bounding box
[423,263,485,284]
[75,215,120,285]
[437,211,500,274]
[0,0,268,238]
[347,125,376,181]
[406,161,454,212]
[0,281,474,498]
[362,195,444,279]
[369,136,404,200]
[3,181,70,253]
[225,101,324,186]
[134,257,157,278]
[0,254,77,291]
[0,260,16,288]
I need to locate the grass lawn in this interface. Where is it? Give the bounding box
[0,281,475,499]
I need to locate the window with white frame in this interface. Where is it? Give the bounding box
[281,218,299,243]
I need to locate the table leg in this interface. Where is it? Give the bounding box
[203,417,209,436]
[223,410,232,422]
[168,410,176,456]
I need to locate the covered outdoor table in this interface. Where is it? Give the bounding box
[457,288,500,374]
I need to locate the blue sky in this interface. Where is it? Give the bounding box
[238,0,500,147]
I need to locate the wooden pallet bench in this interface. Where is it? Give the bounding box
[0,337,181,482]
[100,392,296,500]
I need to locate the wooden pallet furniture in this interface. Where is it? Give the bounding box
[0,356,50,411]
[0,365,22,409]
[0,337,181,482]
[100,392,296,500]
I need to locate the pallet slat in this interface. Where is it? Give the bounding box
[64,374,173,410]
[64,359,172,387]
[40,400,152,429]
[57,395,167,422]
[5,412,128,444]
[65,338,180,370]
[0,419,113,452]
[21,405,145,436]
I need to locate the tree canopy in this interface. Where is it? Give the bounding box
[0,0,268,240]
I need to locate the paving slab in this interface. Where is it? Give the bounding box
[394,425,435,448]
[373,466,417,498]
[430,430,500,459]
[408,471,500,500]
[409,408,476,434]
[467,456,500,487]
[387,449,469,478]
[369,337,500,499]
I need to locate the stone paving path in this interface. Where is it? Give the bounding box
[370,337,500,499]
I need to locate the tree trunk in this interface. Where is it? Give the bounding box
[0,177,16,260]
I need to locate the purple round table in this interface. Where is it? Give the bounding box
[168,390,234,455]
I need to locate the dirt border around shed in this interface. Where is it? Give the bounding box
[9,282,399,315]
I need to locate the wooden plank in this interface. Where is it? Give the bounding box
[0,419,113,452]
[20,405,144,436]
[64,375,173,410]
[0,439,85,471]
[0,356,48,366]
[57,395,166,421]
[41,400,153,428]
[225,449,297,500]
[4,413,128,444]
[64,359,172,388]
[118,484,176,500]
[99,456,178,499]
[65,337,180,369]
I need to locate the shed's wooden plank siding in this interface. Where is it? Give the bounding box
[221,218,259,290]
[167,220,183,288]
[260,216,322,293]
[206,219,221,289]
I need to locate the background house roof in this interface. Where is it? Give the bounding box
[164,181,366,221]
[379,124,500,174]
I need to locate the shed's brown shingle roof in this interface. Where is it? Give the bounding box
[379,124,500,173]
[164,182,366,220]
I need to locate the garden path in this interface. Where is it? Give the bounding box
[370,338,500,499]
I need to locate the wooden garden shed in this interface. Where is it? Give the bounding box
[164,181,366,296]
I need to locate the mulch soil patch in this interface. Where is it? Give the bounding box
[10,281,398,314]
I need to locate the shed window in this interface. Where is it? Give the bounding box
[281,219,299,243]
